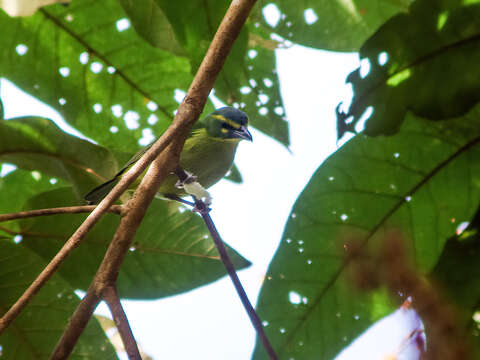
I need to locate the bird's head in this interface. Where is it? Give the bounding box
[204,107,253,141]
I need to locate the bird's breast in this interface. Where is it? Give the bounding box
[180,136,239,189]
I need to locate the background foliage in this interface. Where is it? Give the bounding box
[0,0,479,359]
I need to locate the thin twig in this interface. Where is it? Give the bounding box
[48,0,259,356]
[195,199,278,359]
[103,286,141,360]
[0,205,124,222]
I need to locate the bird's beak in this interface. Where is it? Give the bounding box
[232,125,253,141]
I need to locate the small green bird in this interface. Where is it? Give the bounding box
[84,107,252,204]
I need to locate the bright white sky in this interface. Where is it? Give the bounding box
[1,43,421,359]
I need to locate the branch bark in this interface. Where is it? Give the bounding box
[49,0,259,357]
[103,286,141,360]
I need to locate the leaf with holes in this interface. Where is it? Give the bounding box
[19,187,251,299]
[118,0,289,146]
[253,105,480,359]
[0,240,117,359]
[0,116,117,197]
[0,0,191,153]
[337,0,480,138]
[250,0,413,52]
[0,0,289,150]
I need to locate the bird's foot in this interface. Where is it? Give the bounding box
[175,169,197,188]
[175,170,212,207]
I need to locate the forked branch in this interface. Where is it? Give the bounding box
[48,0,262,358]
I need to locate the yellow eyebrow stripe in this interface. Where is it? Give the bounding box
[211,114,241,129]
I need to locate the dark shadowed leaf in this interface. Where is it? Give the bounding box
[19,188,250,299]
[0,117,117,197]
[253,105,480,359]
[431,205,480,325]
[337,0,480,138]
[0,240,117,359]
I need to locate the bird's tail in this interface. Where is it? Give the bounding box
[84,177,119,204]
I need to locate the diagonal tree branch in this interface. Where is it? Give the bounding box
[102,286,141,360]
[48,0,260,357]
[0,124,178,333]
[194,198,278,359]
[0,205,124,222]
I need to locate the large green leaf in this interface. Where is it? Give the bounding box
[337,0,480,138]
[119,0,289,146]
[0,117,117,197]
[117,0,185,56]
[253,106,480,359]
[251,0,412,52]
[0,0,289,150]
[19,187,250,299]
[0,0,191,152]
[0,169,67,233]
[0,239,117,359]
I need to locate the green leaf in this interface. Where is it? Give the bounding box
[337,0,480,138]
[20,187,251,299]
[117,0,186,56]
[431,205,480,325]
[0,117,117,197]
[0,0,191,153]
[225,163,243,184]
[243,41,289,146]
[0,93,4,120]
[0,169,67,233]
[0,239,117,359]
[0,0,289,150]
[117,0,289,146]
[251,0,412,51]
[253,106,480,359]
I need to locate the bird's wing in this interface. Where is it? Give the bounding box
[117,119,207,175]
[116,142,160,178]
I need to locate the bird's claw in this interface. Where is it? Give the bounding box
[175,170,197,188]
[175,170,212,208]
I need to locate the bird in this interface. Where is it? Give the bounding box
[84,106,252,205]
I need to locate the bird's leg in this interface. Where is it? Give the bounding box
[174,167,212,207]
[192,196,211,214]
